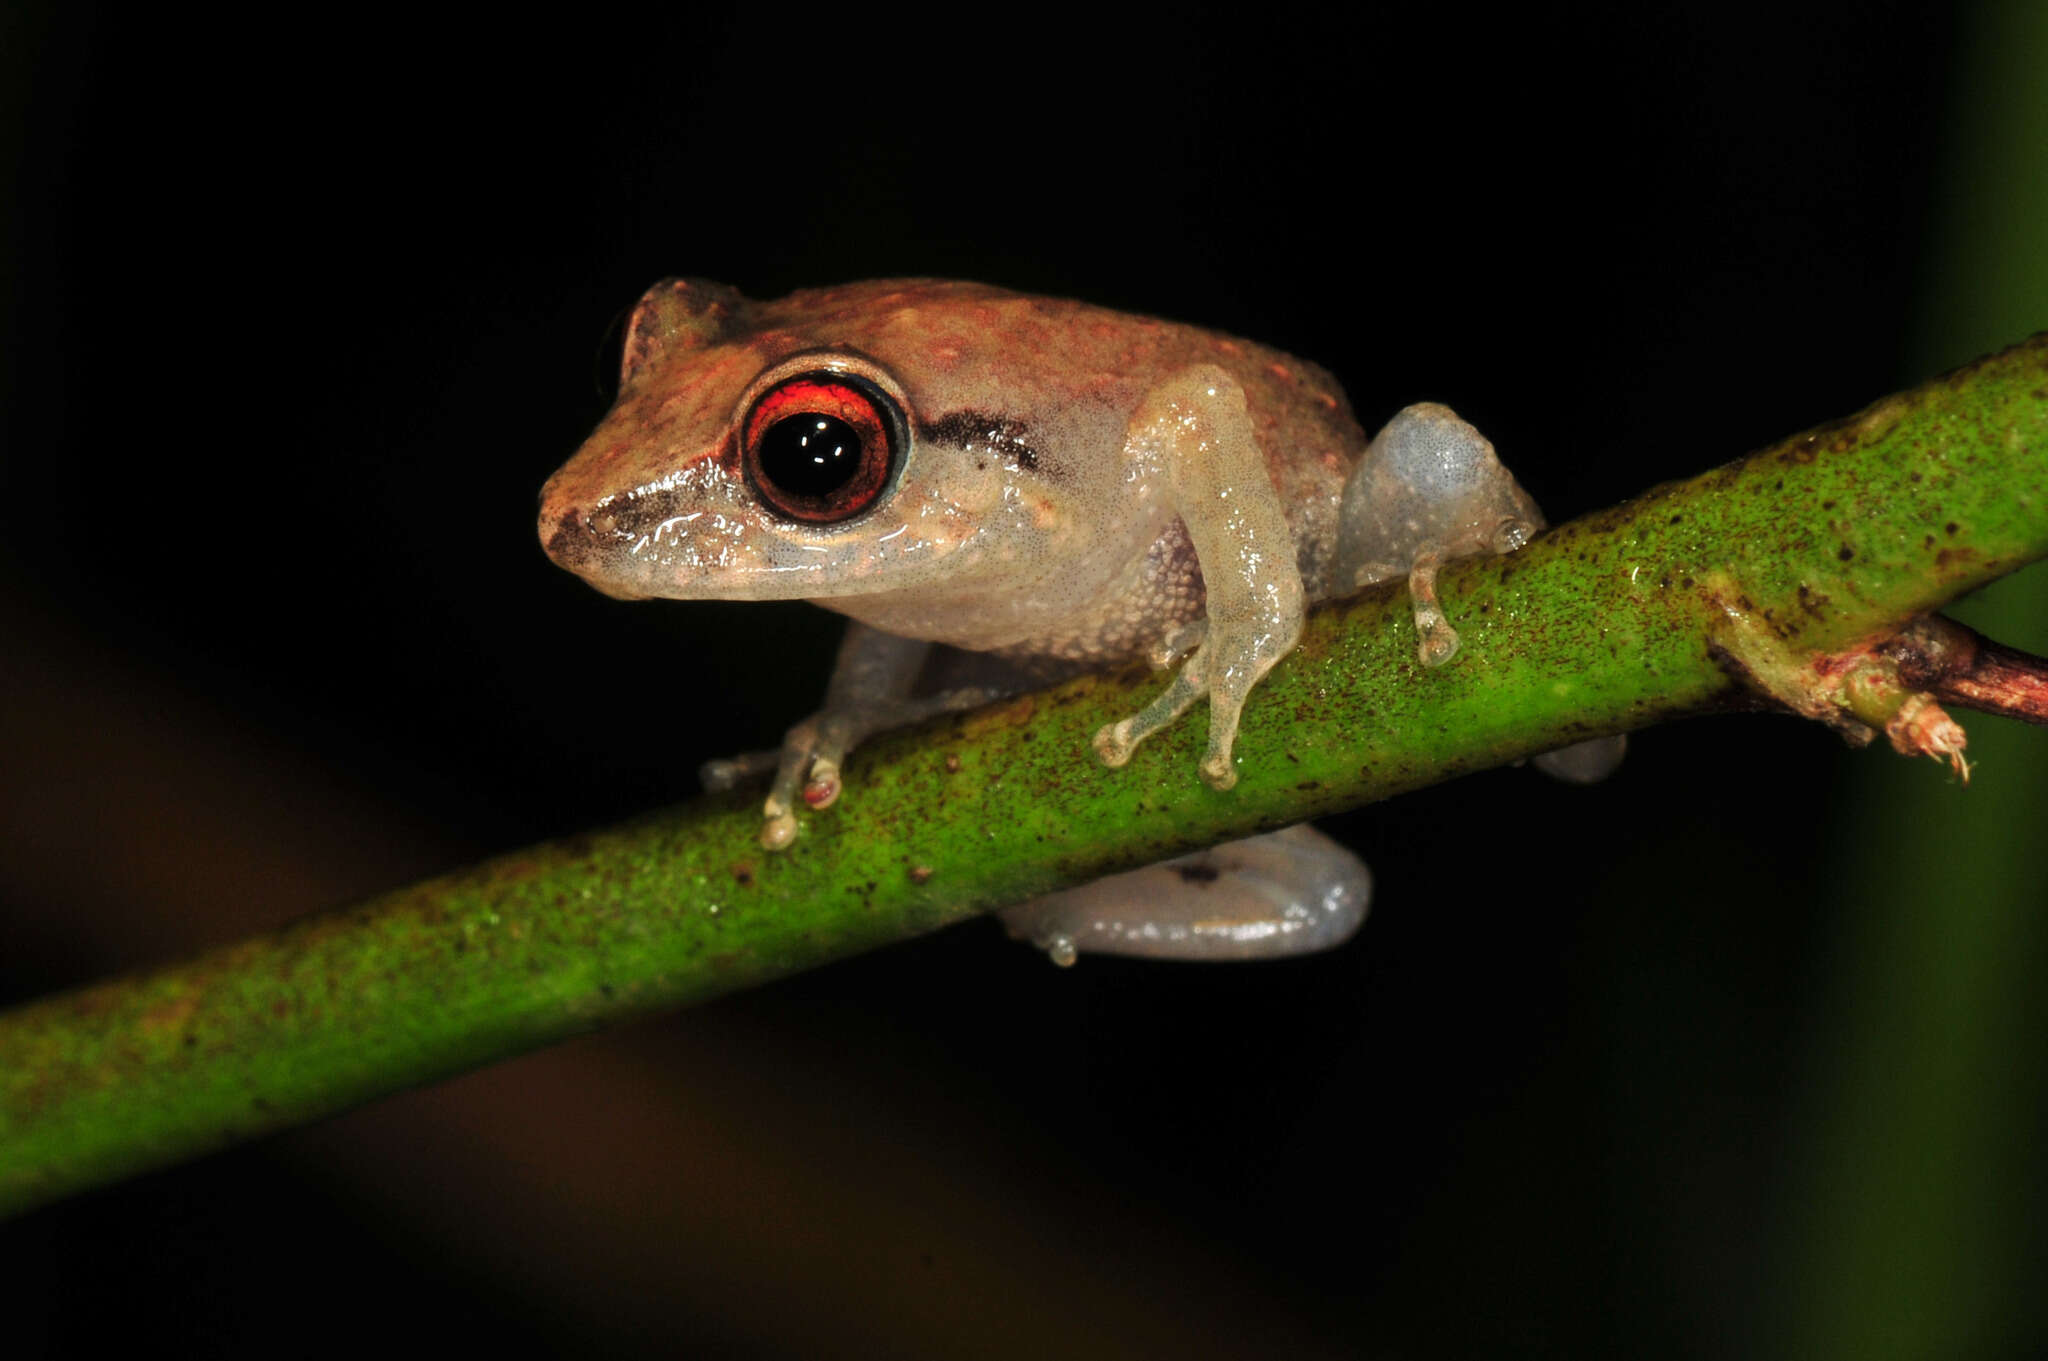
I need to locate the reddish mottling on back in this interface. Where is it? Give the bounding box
[1267,362,1294,382]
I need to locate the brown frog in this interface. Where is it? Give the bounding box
[541,279,1603,963]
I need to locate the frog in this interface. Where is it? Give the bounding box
[539,278,1615,965]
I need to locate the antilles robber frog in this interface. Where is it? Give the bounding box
[540,279,1607,964]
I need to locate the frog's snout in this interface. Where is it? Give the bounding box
[539,503,583,568]
[538,494,631,595]
[536,478,583,565]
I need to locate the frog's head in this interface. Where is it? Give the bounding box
[540,278,1068,607]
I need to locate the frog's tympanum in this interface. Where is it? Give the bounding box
[541,279,1605,964]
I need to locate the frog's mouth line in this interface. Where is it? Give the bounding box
[539,502,930,604]
[543,496,1075,609]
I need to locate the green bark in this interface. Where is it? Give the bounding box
[2,335,2044,1217]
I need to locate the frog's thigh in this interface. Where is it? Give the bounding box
[1093,364,1306,790]
[1333,402,1544,668]
[998,824,1369,964]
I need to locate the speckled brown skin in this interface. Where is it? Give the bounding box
[539,278,1362,664]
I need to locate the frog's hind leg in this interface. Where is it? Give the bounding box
[1333,402,1543,669]
[997,824,1370,966]
[1333,404,1628,782]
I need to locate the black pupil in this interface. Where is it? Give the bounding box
[759,412,865,498]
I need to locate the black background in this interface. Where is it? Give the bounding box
[4,4,2045,1357]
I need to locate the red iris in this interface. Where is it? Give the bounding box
[742,373,899,523]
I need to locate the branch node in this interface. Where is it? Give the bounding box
[1706,579,1990,776]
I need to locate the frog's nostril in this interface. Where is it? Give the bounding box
[541,507,592,567]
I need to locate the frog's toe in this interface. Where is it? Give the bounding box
[1199,751,1238,791]
[1406,552,1463,667]
[1415,614,1462,668]
[1040,933,1080,968]
[759,807,798,850]
[700,748,779,792]
[802,761,842,809]
[1198,703,1245,789]
[1092,719,1138,768]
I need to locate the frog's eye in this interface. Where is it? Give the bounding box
[742,372,901,523]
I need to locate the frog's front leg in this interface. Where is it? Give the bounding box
[1334,402,1543,667]
[708,623,994,850]
[1092,365,1306,790]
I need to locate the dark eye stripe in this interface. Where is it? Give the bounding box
[922,410,1041,472]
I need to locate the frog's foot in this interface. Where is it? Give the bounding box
[747,687,998,851]
[1401,525,1534,667]
[1406,551,1461,668]
[1093,607,1300,791]
[998,824,1370,965]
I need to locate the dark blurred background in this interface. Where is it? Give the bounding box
[3,3,2044,1356]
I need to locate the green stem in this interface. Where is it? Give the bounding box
[3,335,2045,1217]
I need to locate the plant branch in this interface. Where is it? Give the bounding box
[1883,616,2048,725]
[3,335,2045,1218]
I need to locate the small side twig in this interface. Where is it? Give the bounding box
[1884,616,2048,727]
[1719,612,2048,781]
